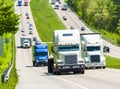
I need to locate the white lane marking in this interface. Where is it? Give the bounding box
[53,76,88,89]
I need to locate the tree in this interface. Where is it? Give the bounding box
[0,1,19,36]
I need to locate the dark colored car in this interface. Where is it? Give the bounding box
[63,16,67,20]
[33,37,37,41]
[81,27,85,31]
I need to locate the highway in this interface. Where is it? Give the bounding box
[15,0,120,89]
[54,0,120,59]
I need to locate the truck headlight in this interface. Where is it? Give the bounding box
[79,60,85,64]
[57,60,63,64]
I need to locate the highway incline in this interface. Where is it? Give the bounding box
[55,0,120,59]
[14,0,120,89]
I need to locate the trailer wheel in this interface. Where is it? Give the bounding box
[48,58,53,73]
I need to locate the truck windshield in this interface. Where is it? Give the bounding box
[24,41,28,43]
[87,46,100,51]
[59,45,79,51]
[35,52,47,56]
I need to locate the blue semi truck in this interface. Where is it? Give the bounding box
[33,43,49,66]
[18,0,22,6]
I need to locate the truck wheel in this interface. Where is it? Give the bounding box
[81,70,85,74]
[48,58,53,73]
[33,61,35,67]
[103,66,106,69]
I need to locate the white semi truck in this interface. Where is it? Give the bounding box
[48,30,85,74]
[20,36,32,48]
[81,33,107,69]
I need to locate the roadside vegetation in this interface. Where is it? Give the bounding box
[0,0,19,88]
[30,0,120,69]
[66,0,120,46]
[106,55,120,69]
[30,0,66,50]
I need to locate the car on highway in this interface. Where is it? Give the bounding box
[33,37,37,41]
[22,32,26,36]
[35,40,41,45]
[70,26,75,30]
[29,30,33,34]
[29,23,33,30]
[81,27,85,31]
[21,28,25,32]
[62,16,67,20]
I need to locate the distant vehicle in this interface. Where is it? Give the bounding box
[62,16,67,20]
[26,16,30,19]
[20,36,32,48]
[33,37,37,41]
[35,40,41,45]
[29,24,33,30]
[80,33,109,69]
[24,0,28,6]
[29,30,33,34]
[33,43,49,66]
[25,13,29,16]
[70,26,75,30]
[21,28,25,32]
[18,0,22,6]
[54,2,59,9]
[81,27,85,31]
[61,3,68,10]
[48,30,85,74]
[51,0,60,4]
[22,32,26,36]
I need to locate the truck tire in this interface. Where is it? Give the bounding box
[48,58,53,73]
[33,61,35,67]
[81,70,85,74]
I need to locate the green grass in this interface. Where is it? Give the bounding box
[106,55,120,69]
[0,64,18,89]
[0,34,18,89]
[0,34,12,76]
[30,0,66,51]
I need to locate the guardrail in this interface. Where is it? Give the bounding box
[1,34,14,83]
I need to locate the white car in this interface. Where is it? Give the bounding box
[29,30,33,34]
[29,24,33,30]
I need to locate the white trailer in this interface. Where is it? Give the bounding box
[81,33,106,68]
[48,30,85,74]
[20,36,32,48]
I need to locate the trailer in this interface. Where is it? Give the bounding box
[48,30,85,74]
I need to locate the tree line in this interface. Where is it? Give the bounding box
[67,0,120,45]
[0,1,19,36]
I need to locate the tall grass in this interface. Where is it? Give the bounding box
[106,55,120,69]
[30,0,66,42]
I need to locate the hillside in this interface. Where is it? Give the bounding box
[66,0,120,45]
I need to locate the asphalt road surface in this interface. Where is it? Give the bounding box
[15,0,120,89]
[54,0,120,59]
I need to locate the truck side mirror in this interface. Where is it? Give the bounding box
[103,46,110,53]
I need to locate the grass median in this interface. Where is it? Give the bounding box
[30,0,66,51]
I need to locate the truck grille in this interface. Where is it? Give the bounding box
[65,54,77,64]
[90,55,100,63]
